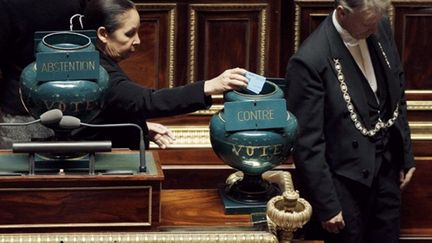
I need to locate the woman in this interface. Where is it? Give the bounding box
[72,0,249,149]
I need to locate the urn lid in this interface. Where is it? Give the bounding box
[224,81,283,102]
[38,31,94,52]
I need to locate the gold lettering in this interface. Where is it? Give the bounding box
[230,144,284,157]
[39,60,96,73]
[41,101,100,113]
[232,145,242,156]
[260,146,270,157]
[237,109,275,122]
[246,147,255,156]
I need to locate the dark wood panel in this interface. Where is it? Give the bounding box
[280,0,295,72]
[162,167,236,189]
[199,15,254,78]
[160,189,252,226]
[412,140,432,157]
[189,1,282,79]
[156,148,223,165]
[294,1,333,51]
[148,114,215,126]
[407,111,432,122]
[120,4,176,88]
[393,5,432,91]
[190,3,268,82]
[0,187,151,224]
[400,157,432,236]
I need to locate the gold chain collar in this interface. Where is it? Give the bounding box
[332,58,399,137]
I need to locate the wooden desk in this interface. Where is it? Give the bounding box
[160,189,252,227]
[0,150,164,232]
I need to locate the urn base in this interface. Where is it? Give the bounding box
[218,174,281,214]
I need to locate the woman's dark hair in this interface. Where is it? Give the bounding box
[83,0,135,33]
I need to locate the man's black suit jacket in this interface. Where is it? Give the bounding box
[284,16,415,221]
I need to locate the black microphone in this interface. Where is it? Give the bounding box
[0,109,63,127]
[59,115,146,173]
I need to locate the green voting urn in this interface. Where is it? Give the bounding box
[209,81,298,214]
[20,31,109,123]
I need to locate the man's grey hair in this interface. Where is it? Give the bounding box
[335,0,390,15]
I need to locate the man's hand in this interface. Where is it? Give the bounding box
[400,167,415,190]
[147,122,175,149]
[321,211,345,233]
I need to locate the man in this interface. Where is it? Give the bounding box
[284,0,415,242]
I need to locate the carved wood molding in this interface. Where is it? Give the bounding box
[150,125,211,148]
[135,3,177,87]
[188,4,269,83]
[294,3,301,52]
[192,104,223,115]
[0,232,278,243]
[407,100,432,110]
[410,121,432,140]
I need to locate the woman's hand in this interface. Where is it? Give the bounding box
[147,122,175,149]
[204,67,249,95]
